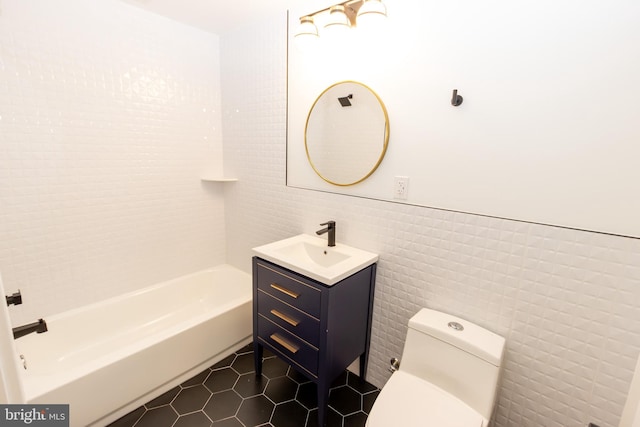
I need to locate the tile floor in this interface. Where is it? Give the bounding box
[108,344,380,427]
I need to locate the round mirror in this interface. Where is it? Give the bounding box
[305,81,389,186]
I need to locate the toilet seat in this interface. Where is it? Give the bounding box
[366,371,485,427]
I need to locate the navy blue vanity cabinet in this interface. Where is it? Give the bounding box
[252,256,376,427]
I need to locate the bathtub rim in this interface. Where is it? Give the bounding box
[30,264,248,324]
[15,264,252,404]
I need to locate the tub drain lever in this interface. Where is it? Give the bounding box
[5,290,22,306]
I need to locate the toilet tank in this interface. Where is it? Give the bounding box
[399,308,506,422]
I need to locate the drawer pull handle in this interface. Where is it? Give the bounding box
[270,333,299,354]
[270,309,300,327]
[270,283,300,299]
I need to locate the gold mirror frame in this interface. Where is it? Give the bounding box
[304,81,390,186]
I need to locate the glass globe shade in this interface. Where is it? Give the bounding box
[324,5,351,38]
[294,16,319,50]
[356,0,388,31]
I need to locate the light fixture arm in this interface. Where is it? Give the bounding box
[303,0,364,26]
[293,0,387,44]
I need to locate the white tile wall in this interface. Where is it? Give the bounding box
[0,0,226,324]
[221,12,640,427]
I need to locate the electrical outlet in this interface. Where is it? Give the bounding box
[394,176,409,200]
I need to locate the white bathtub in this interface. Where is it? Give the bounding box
[13,265,253,427]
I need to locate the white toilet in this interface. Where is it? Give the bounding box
[366,308,506,427]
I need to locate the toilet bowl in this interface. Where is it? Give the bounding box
[366,308,506,426]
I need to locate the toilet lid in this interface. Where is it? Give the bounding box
[367,371,485,427]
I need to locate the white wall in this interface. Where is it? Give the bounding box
[288,0,640,239]
[221,9,640,427]
[0,0,226,324]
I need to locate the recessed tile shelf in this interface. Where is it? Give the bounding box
[200,176,238,182]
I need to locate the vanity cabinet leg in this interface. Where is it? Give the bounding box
[317,380,330,427]
[359,352,368,380]
[254,342,263,376]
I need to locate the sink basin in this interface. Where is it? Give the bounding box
[252,234,378,285]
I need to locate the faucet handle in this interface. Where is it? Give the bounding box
[5,290,22,307]
[317,221,336,247]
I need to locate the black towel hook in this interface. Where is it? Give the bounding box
[451,89,463,107]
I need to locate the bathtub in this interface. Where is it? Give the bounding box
[13,264,253,427]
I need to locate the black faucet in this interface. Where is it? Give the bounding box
[13,319,48,339]
[316,221,336,247]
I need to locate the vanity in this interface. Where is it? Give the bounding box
[252,234,378,427]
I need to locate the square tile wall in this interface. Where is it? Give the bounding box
[220,12,640,427]
[0,0,226,323]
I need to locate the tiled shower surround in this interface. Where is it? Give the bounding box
[0,0,226,324]
[1,2,639,427]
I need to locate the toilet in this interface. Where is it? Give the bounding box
[366,308,506,427]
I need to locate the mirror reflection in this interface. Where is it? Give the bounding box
[305,81,389,186]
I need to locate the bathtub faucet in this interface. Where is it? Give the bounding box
[13,319,48,339]
[316,221,336,247]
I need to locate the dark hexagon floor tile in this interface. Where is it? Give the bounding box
[205,367,240,393]
[234,372,267,398]
[306,407,343,427]
[343,411,368,427]
[296,382,318,410]
[106,406,145,427]
[135,405,178,427]
[211,353,237,370]
[212,417,244,427]
[271,400,309,427]
[236,395,275,426]
[265,376,299,403]
[287,367,311,384]
[261,347,276,358]
[203,389,242,422]
[362,389,379,414]
[236,343,255,355]
[329,385,362,416]
[173,384,212,414]
[261,356,289,379]
[330,371,348,388]
[146,386,180,409]
[346,372,378,394]
[174,411,213,427]
[107,346,380,427]
[182,369,211,388]
[231,352,255,374]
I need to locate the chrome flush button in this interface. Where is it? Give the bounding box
[448,321,464,331]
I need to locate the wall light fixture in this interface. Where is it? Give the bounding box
[294,0,388,47]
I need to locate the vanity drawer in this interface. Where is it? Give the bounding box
[255,261,321,318]
[257,290,320,346]
[257,316,318,376]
